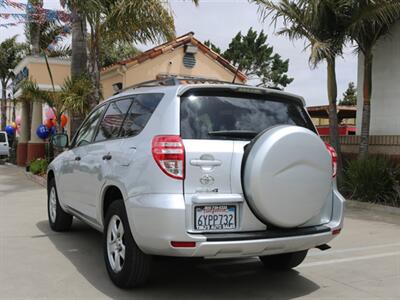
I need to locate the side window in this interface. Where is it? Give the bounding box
[0,132,6,143]
[94,99,132,142]
[120,93,163,137]
[73,104,107,147]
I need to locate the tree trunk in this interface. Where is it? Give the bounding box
[70,6,88,137]
[12,97,16,122]
[326,58,343,181]
[1,81,7,131]
[27,0,41,56]
[88,22,101,109]
[359,52,373,158]
[71,7,88,78]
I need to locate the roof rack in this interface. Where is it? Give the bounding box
[118,75,245,94]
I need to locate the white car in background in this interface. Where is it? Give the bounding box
[47,77,345,289]
[0,131,10,158]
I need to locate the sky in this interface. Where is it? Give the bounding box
[0,0,358,106]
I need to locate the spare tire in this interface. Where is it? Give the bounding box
[242,125,332,228]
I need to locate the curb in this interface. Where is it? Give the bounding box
[346,199,400,216]
[24,171,47,188]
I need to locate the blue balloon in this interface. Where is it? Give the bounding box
[5,125,15,136]
[36,124,50,139]
[50,126,57,136]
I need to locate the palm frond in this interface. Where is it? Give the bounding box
[252,0,345,66]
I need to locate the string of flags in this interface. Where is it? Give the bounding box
[0,0,72,51]
[0,0,71,24]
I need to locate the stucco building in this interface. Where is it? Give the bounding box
[12,32,246,166]
[356,22,400,135]
[12,56,71,165]
[101,32,246,99]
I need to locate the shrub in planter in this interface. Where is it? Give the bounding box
[342,155,400,207]
[29,158,48,176]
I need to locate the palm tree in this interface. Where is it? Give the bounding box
[26,0,43,56]
[83,0,174,109]
[0,36,27,131]
[61,0,198,134]
[253,0,348,180]
[345,1,400,157]
[20,75,92,134]
[76,0,200,108]
[60,0,88,78]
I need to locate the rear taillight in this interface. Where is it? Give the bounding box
[152,135,185,180]
[325,143,337,178]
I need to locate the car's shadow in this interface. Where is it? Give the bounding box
[36,220,320,299]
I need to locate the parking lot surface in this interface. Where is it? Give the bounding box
[1,164,400,299]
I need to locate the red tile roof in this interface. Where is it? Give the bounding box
[101,32,247,82]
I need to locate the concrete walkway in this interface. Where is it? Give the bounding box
[0,164,400,299]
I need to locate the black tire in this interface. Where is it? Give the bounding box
[103,201,151,289]
[47,178,73,231]
[259,250,308,270]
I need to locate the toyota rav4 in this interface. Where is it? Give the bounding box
[47,77,345,288]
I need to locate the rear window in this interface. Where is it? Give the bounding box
[180,90,315,140]
[0,132,6,143]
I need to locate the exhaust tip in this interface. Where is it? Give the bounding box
[316,244,331,251]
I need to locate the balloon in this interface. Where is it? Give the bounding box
[5,125,15,136]
[11,122,17,129]
[61,114,68,128]
[15,116,21,125]
[50,126,57,136]
[36,124,50,139]
[44,118,56,129]
[45,107,56,120]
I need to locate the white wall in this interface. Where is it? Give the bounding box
[357,22,400,135]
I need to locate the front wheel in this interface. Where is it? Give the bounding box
[259,250,308,270]
[103,201,151,288]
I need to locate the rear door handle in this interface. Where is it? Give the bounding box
[102,154,112,161]
[190,159,222,167]
[74,156,81,161]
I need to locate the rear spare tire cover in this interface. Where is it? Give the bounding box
[242,125,332,228]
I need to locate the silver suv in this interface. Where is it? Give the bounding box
[47,77,344,288]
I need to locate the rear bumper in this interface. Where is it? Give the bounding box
[125,189,345,258]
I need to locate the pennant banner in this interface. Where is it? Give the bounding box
[0,0,72,52]
[0,0,71,23]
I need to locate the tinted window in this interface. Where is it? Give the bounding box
[181,91,315,140]
[73,105,106,147]
[120,93,163,137]
[0,133,6,143]
[95,99,132,142]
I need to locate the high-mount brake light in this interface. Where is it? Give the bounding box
[325,143,337,178]
[152,135,185,180]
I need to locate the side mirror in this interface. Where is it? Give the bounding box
[51,134,69,149]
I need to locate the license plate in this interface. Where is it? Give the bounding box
[195,205,237,231]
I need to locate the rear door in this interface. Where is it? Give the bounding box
[180,88,317,233]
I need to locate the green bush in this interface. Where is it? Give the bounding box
[29,158,48,176]
[342,155,400,207]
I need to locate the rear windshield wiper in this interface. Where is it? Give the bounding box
[208,130,258,139]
